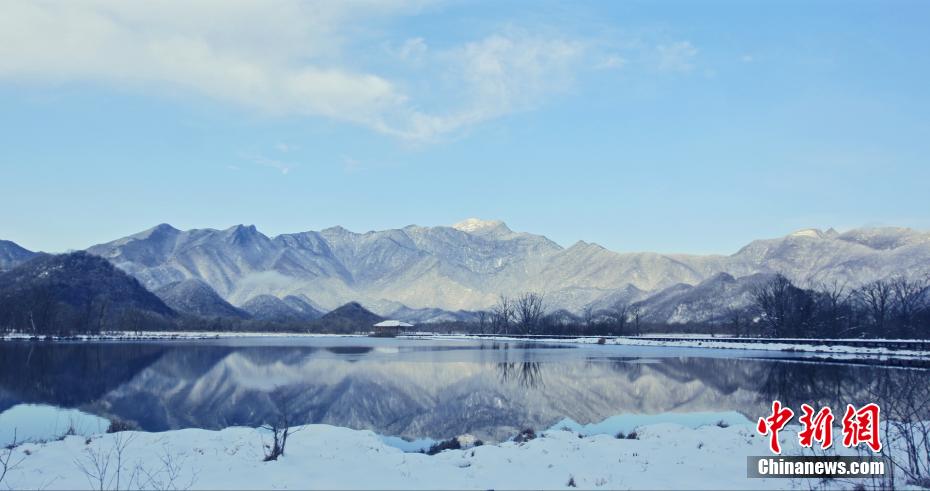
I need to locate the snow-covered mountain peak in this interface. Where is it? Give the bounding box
[452,218,508,234]
[129,223,180,241]
[789,228,826,239]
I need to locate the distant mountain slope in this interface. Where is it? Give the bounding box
[315,302,383,333]
[633,273,776,324]
[0,252,175,334]
[0,240,37,272]
[387,305,480,324]
[240,294,320,322]
[154,279,249,319]
[281,294,324,320]
[83,221,930,315]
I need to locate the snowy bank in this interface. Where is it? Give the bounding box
[415,334,930,361]
[1,421,917,490]
[3,330,928,361]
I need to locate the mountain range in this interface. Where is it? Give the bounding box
[3,220,929,324]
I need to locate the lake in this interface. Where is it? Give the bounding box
[1,337,926,447]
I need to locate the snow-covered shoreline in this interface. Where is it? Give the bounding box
[1,420,910,490]
[410,333,930,361]
[2,330,928,360]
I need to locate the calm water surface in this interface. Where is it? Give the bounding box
[0,337,925,445]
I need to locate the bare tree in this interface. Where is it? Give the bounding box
[855,279,894,335]
[476,311,488,333]
[491,295,515,334]
[136,447,198,490]
[73,432,136,491]
[261,390,302,462]
[725,307,745,337]
[752,274,816,338]
[515,292,546,334]
[606,300,630,335]
[889,276,930,338]
[629,305,643,336]
[1,429,26,486]
[818,279,851,338]
[581,306,594,329]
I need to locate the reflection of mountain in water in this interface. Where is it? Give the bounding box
[0,341,925,442]
[0,343,169,412]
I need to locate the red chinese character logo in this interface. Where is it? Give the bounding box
[842,403,882,452]
[757,400,794,454]
[798,404,834,449]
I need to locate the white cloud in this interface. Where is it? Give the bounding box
[342,155,361,173]
[251,156,295,175]
[397,37,428,61]
[595,55,627,70]
[400,33,584,139]
[656,41,698,72]
[275,142,296,153]
[0,1,587,142]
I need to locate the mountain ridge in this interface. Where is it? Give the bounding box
[5,221,929,324]
[82,221,930,318]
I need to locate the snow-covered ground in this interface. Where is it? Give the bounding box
[3,420,916,490]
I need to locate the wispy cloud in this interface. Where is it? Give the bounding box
[275,142,297,153]
[656,41,698,72]
[595,54,627,70]
[342,155,361,173]
[395,37,428,61]
[0,2,696,142]
[251,156,295,175]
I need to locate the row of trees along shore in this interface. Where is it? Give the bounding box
[446,274,930,339]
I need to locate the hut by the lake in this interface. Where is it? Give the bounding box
[371,320,414,337]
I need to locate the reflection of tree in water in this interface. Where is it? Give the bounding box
[596,356,930,423]
[496,362,544,389]
[756,361,930,419]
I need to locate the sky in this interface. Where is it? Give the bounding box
[1,0,929,254]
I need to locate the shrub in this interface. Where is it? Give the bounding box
[514,428,536,443]
[106,419,136,433]
[617,430,639,440]
[425,438,461,455]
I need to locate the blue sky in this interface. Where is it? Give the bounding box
[1,0,929,254]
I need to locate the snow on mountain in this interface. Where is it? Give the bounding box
[154,279,250,319]
[452,218,508,234]
[387,305,481,324]
[83,222,930,320]
[0,239,37,272]
[633,273,776,324]
[240,294,322,322]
